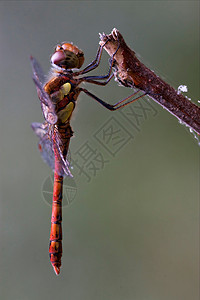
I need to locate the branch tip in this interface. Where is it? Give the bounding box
[98,29,200,135]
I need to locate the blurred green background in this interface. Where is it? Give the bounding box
[0,1,199,300]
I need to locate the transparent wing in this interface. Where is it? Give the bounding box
[31,122,72,177]
[30,56,58,125]
[31,122,47,138]
[30,55,45,84]
[53,130,72,177]
[31,122,55,170]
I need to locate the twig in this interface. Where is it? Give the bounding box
[99,28,200,135]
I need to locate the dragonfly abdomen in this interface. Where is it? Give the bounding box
[49,173,63,275]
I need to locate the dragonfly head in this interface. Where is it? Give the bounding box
[51,43,84,70]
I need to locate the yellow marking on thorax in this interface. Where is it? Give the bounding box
[57,102,74,123]
[44,80,72,104]
[55,82,71,103]
[60,83,71,98]
[58,82,73,123]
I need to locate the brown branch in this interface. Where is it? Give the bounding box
[99,28,200,135]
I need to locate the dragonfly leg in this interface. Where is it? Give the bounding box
[76,37,120,77]
[80,41,120,83]
[75,40,108,75]
[80,73,114,86]
[80,88,147,111]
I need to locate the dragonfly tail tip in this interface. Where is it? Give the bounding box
[53,265,60,276]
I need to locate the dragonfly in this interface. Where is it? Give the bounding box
[31,39,146,275]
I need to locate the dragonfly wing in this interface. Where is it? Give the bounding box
[31,122,48,138]
[30,55,45,84]
[39,136,55,171]
[30,56,58,125]
[31,122,72,177]
[57,145,72,177]
[53,131,73,177]
[31,122,55,170]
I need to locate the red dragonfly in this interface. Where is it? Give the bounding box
[31,40,145,275]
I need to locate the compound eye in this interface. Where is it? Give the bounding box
[51,50,65,65]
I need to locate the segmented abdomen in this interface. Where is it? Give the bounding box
[49,124,73,275]
[49,172,63,275]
